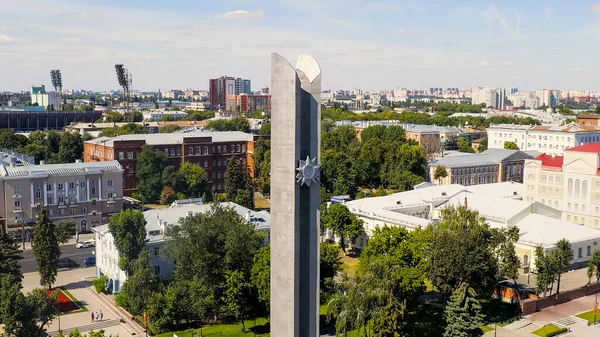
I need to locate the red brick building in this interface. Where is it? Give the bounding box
[226,94,271,113]
[84,131,259,196]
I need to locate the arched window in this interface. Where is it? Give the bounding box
[523,255,529,266]
[568,179,573,196]
[575,179,581,198]
[583,181,588,197]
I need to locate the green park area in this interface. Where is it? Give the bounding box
[576,310,600,325]
[532,324,568,337]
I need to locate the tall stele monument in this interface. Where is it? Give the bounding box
[270,53,321,337]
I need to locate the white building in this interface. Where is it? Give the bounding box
[524,143,600,229]
[344,182,600,271]
[30,85,61,110]
[142,110,189,121]
[488,123,600,155]
[93,202,270,293]
[471,87,506,110]
[537,89,560,108]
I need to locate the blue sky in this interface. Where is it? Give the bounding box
[1,0,600,92]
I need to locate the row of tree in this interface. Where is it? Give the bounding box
[0,129,90,164]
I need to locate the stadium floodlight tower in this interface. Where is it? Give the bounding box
[115,64,133,121]
[50,69,62,110]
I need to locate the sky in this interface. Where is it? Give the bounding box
[1,0,600,92]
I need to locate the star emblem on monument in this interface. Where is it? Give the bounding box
[296,156,320,186]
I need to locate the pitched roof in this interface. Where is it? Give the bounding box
[534,154,564,170]
[431,149,534,168]
[0,160,123,177]
[85,131,254,147]
[577,114,600,119]
[565,143,600,153]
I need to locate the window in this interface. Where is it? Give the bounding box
[583,181,588,196]
[70,208,77,215]
[567,215,571,221]
[217,172,222,179]
[217,146,222,153]
[81,182,86,189]
[91,186,96,195]
[204,161,208,168]
[556,176,560,184]
[14,200,20,208]
[164,148,169,155]
[46,184,53,191]
[108,192,113,198]
[14,187,20,195]
[15,214,22,221]
[555,201,558,208]
[231,145,235,153]
[47,196,53,204]
[583,205,586,212]
[36,190,41,199]
[568,179,573,196]
[236,144,241,152]
[119,152,124,160]
[170,149,175,156]
[58,196,64,204]
[176,148,181,156]
[91,200,96,206]
[575,216,578,223]
[578,247,583,258]
[588,246,592,256]
[154,247,160,257]
[203,147,208,155]
[58,183,64,190]
[196,146,201,155]
[128,152,134,159]
[218,160,221,166]
[129,167,134,174]
[154,266,160,276]
[575,204,579,211]
[108,180,113,187]
[576,179,581,197]
[188,147,193,155]
[568,203,571,210]
[82,207,87,214]
[69,182,75,189]
[212,160,216,167]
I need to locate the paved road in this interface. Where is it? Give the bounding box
[20,244,95,273]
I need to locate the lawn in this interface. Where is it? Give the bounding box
[576,310,599,325]
[254,193,270,209]
[341,253,360,277]
[154,318,270,337]
[480,325,494,333]
[532,324,567,337]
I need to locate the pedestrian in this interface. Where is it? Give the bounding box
[96,312,99,321]
[99,310,103,321]
[91,311,94,322]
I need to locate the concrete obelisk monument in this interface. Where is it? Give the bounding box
[270,53,321,337]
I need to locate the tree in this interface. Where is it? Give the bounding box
[443,283,484,337]
[426,205,499,297]
[0,230,23,283]
[433,165,448,185]
[103,110,124,123]
[251,243,270,310]
[497,227,521,303]
[503,141,519,150]
[57,329,118,337]
[225,156,254,209]
[224,270,252,332]
[457,137,475,153]
[32,205,61,289]
[108,209,147,276]
[321,203,364,254]
[136,144,167,203]
[534,246,554,297]
[320,243,343,296]
[178,162,209,199]
[420,135,441,159]
[55,220,76,244]
[57,131,83,163]
[553,239,573,294]
[478,137,488,152]
[160,124,181,133]
[206,117,250,133]
[159,186,176,205]
[587,250,600,283]
[115,250,160,315]
[373,294,405,337]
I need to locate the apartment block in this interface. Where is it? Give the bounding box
[84,131,258,196]
[209,76,252,108]
[488,123,600,155]
[0,160,124,234]
[226,94,271,113]
[524,143,600,229]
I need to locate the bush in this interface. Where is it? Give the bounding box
[92,275,108,294]
[532,324,568,337]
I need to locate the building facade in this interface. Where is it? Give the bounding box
[488,123,600,155]
[84,132,258,196]
[209,76,252,108]
[225,94,271,113]
[31,85,61,110]
[524,143,600,229]
[0,161,123,234]
[577,114,600,126]
[428,149,537,185]
[93,202,270,293]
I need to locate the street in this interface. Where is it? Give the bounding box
[20,243,95,273]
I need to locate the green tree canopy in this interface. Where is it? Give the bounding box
[0,230,23,283]
[178,162,209,199]
[225,156,254,209]
[55,220,76,245]
[322,204,364,254]
[32,206,61,289]
[159,124,181,133]
[108,209,147,276]
[115,250,160,315]
[206,117,250,133]
[503,141,519,150]
[553,239,573,294]
[136,144,167,203]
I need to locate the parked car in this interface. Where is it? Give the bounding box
[84,256,96,267]
[58,258,78,268]
[76,240,95,249]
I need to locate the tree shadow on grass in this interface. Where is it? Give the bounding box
[249,321,270,335]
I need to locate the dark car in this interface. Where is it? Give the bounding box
[84,256,96,267]
[58,258,78,268]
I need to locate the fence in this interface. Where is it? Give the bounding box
[521,282,600,315]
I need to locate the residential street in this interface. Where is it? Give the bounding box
[19,243,95,273]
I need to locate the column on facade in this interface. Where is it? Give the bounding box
[98,177,102,199]
[76,179,80,201]
[86,178,90,201]
[30,183,34,206]
[43,181,48,204]
[53,182,57,204]
[65,181,69,202]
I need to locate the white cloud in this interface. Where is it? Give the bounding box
[592,4,600,14]
[0,34,17,43]
[479,61,490,66]
[216,10,264,20]
[74,12,89,19]
[481,4,521,36]
[396,28,406,34]
[62,37,80,42]
[502,61,513,66]
[571,67,583,72]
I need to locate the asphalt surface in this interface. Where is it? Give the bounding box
[20,243,95,273]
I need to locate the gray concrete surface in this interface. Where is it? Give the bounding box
[270,53,321,337]
[20,242,95,273]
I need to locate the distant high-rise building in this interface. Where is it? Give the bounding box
[510,87,519,94]
[209,76,252,107]
[536,89,560,108]
[471,87,505,109]
[30,85,61,110]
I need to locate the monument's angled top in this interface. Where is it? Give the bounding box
[296,55,321,84]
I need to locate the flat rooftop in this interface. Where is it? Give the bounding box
[85,131,255,147]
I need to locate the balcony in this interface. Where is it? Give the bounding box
[13,206,23,213]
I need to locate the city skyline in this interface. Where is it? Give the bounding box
[2,0,600,92]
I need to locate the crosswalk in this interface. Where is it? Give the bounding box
[555,316,578,327]
[47,319,121,337]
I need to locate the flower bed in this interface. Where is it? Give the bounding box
[47,289,81,313]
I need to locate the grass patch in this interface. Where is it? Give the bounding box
[254,194,270,209]
[532,324,568,337]
[341,253,360,277]
[154,318,270,337]
[144,204,170,209]
[576,310,599,325]
[58,287,89,315]
[480,325,494,333]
